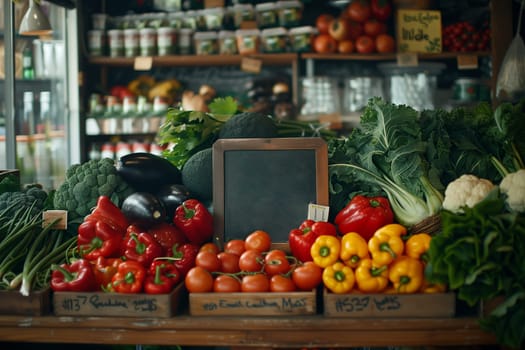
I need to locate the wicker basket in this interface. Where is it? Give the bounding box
[408,213,442,235]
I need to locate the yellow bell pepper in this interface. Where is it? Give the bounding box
[388,255,423,293]
[420,279,448,293]
[322,261,355,294]
[340,232,369,268]
[310,235,341,268]
[354,258,389,293]
[373,223,407,237]
[368,231,404,266]
[405,233,432,262]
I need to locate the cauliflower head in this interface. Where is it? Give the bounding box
[442,174,496,213]
[500,169,525,213]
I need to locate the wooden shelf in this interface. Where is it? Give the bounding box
[0,315,496,347]
[301,51,492,61]
[88,53,299,67]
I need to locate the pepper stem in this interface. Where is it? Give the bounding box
[379,242,397,259]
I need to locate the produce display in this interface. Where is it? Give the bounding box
[1,93,524,348]
[314,0,395,54]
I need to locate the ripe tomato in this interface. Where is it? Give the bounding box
[328,18,350,41]
[313,34,337,54]
[184,266,213,293]
[347,0,372,23]
[338,40,355,54]
[238,249,264,272]
[148,222,187,255]
[199,242,220,255]
[241,273,270,292]
[244,230,272,252]
[195,250,221,273]
[217,251,241,273]
[316,14,335,34]
[224,239,246,256]
[363,19,387,37]
[355,35,376,54]
[292,261,322,291]
[264,249,291,276]
[375,33,395,53]
[371,0,392,21]
[213,274,241,293]
[346,20,364,40]
[270,274,297,292]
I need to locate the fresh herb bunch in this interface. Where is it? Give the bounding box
[426,190,525,348]
[158,97,336,169]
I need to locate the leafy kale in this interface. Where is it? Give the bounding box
[328,98,443,227]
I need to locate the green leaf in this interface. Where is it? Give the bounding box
[208,96,238,120]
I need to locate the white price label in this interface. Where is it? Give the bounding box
[307,203,330,222]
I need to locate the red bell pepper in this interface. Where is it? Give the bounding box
[91,256,123,290]
[51,259,98,292]
[144,259,181,294]
[84,195,129,234]
[173,199,214,245]
[334,195,394,241]
[148,222,188,256]
[123,232,163,267]
[288,219,337,263]
[111,260,146,293]
[169,243,199,277]
[78,220,123,260]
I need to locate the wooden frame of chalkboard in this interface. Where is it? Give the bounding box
[212,137,328,251]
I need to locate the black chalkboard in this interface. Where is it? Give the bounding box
[212,138,328,250]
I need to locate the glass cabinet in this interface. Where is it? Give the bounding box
[1,0,80,190]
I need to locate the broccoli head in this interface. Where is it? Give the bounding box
[53,158,135,222]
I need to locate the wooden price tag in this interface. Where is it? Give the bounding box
[241,57,262,73]
[396,53,419,67]
[42,210,68,230]
[134,56,153,71]
[307,203,330,222]
[205,0,224,8]
[457,55,478,70]
[319,113,342,130]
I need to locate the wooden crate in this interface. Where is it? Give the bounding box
[189,289,317,316]
[0,289,51,316]
[323,289,455,318]
[53,283,186,318]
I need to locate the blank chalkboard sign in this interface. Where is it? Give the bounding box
[212,137,328,250]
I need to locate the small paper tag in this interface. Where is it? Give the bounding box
[396,53,419,67]
[205,0,224,8]
[457,55,478,70]
[240,21,258,29]
[307,203,330,222]
[241,57,262,73]
[134,56,153,71]
[42,210,68,230]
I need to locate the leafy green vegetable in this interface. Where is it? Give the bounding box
[420,99,525,186]
[328,98,443,227]
[426,190,525,348]
[159,97,336,169]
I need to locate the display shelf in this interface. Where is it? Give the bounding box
[0,315,496,347]
[301,51,492,61]
[87,53,299,67]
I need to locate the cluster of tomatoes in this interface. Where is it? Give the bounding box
[184,230,322,293]
[442,21,491,52]
[313,0,395,54]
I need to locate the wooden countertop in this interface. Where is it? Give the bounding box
[0,315,496,347]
